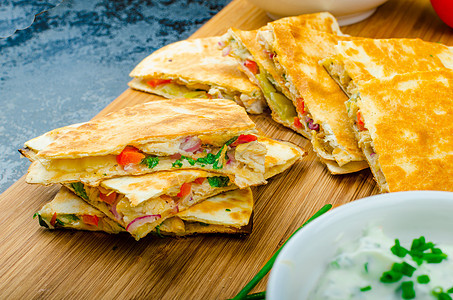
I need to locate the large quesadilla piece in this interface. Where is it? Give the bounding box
[129,37,266,114]
[24,132,304,239]
[346,70,453,192]
[219,12,344,138]
[20,98,267,189]
[36,187,254,237]
[257,23,367,174]
[321,38,453,96]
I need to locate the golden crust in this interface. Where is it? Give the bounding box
[266,23,364,164]
[333,38,453,83]
[36,98,256,159]
[129,36,260,95]
[357,71,453,192]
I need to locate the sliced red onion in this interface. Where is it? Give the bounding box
[307,118,320,131]
[370,152,376,158]
[109,198,122,221]
[180,192,194,207]
[180,136,202,153]
[217,40,226,48]
[126,214,161,232]
[172,205,179,214]
[222,45,231,57]
[226,149,236,165]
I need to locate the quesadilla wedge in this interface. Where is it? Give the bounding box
[219,12,344,138]
[256,23,367,174]
[346,70,453,192]
[321,38,453,97]
[23,131,304,239]
[20,98,267,188]
[36,187,254,237]
[129,36,266,114]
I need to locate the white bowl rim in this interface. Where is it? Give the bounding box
[266,190,453,299]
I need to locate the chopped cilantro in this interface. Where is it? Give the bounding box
[70,182,88,200]
[207,176,230,187]
[172,160,183,168]
[225,208,231,212]
[141,156,159,169]
[55,219,64,226]
[199,222,210,226]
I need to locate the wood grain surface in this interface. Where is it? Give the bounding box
[1,0,452,299]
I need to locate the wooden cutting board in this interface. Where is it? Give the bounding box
[1,0,451,299]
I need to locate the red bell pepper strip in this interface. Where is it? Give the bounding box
[293,117,303,129]
[50,212,57,226]
[82,215,99,226]
[230,134,258,147]
[146,79,172,88]
[116,146,145,166]
[99,191,118,205]
[244,60,258,75]
[177,182,192,198]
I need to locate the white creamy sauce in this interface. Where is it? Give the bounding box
[309,227,453,300]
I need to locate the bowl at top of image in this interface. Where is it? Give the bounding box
[266,191,453,300]
[247,0,389,26]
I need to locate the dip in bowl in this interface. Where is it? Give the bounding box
[266,191,453,299]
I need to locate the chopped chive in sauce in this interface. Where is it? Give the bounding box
[364,262,369,273]
[417,275,430,284]
[360,285,372,292]
[392,262,416,277]
[401,281,415,299]
[391,239,408,257]
[438,293,453,300]
[447,287,453,293]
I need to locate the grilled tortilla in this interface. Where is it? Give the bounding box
[321,38,453,97]
[346,70,453,192]
[257,23,367,174]
[23,131,304,239]
[20,98,267,188]
[129,37,266,114]
[36,187,253,237]
[219,12,344,138]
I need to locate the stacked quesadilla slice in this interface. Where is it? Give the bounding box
[219,13,343,137]
[36,186,254,237]
[343,70,453,192]
[320,38,453,96]
[321,38,453,192]
[21,98,267,189]
[220,13,367,174]
[23,98,305,240]
[129,37,266,114]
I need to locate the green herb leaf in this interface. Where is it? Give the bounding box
[417,275,430,284]
[172,159,183,168]
[199,222,210,227]
[225,136,239,146]
[36,214,49,228]
[364,262,369,273]
[55,219,64,226]
[207,176,230,187]
[33,212,38,219]
[401,281,416,299]
[155,224,165,239]
[225,209,231,212]
[360,285,372,292]
[70,182,88,200]
[141,156,159,169]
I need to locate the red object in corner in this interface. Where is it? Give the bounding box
[430,0,453,28]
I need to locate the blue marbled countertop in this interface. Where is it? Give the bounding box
[0,0,230,192]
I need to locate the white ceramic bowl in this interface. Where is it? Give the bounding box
[248,0,389,26]
[266,191,453,300]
